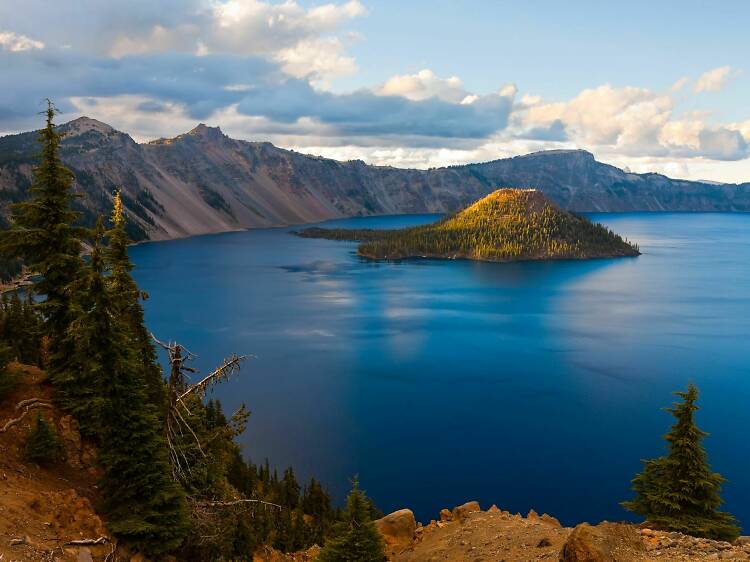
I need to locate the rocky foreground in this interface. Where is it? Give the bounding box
[369,502,750,562]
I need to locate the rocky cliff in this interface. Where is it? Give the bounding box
[1,118,749,243]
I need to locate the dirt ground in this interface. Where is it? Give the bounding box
[0,364,113,562]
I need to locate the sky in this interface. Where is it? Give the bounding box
[1,0,749,182]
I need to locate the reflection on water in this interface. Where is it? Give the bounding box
[130,212,750,529]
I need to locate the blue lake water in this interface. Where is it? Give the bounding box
[130,213,750,529]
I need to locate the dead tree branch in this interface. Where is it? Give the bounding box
[0,400,53,433]
[151,334,252,481]
[65,537,108,546]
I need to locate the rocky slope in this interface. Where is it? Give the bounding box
[375,502,750,561]
[1,118,748,243]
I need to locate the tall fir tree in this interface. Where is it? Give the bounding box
[72,220,188,554]
[106,191,166,412]
[622,383,739,541]
[317,479,386,562]
[0,100,83,370]
[53,220,113,432]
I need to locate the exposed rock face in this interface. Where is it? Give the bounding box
[2,118,749,245]
[451,500,481,522]
[375,509,417,556]
[560,522,645,562]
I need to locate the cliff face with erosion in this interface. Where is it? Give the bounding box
[1,118,749,244]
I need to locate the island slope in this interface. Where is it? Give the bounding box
[298,188,640,262]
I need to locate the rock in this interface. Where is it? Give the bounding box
[541,513,562,528]
[452,501,481,523]
[439,508,452,522]
[560,522,645,561]
[735,537,750,546]
[488,504,500,513]
[375,508,417,555]
[528,509,539,520]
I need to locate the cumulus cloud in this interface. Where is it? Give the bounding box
[0,0,365,85]
[694,65,735,93]
[377,69,468,103]
[0,31,44,52]
[520,83,749,162]
[0,48,513,141]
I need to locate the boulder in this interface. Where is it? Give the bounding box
[439,508,452,522]
[488,504,500,513]
[452,501,481,522]
[560,522,645,561]
[375,508,417,555]
[541,513,562,528]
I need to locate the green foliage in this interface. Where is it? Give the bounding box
[60,222,187,554]
[0,101,84,357]
[178,397,338,560]
[622,383,739,541]
[106,191,166,412]
[299,189,639,261]
[317,479,386,562]
[0,291,44,366]
[25,414,60,464]
[0,342,18,401]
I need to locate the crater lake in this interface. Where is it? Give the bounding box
[130,212,750,530]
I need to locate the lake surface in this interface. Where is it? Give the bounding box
[130,213,750,529]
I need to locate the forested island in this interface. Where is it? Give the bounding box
[297,188,640,262]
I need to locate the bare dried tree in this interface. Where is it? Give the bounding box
[152,334,252,479]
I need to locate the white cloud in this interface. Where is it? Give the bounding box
[670,76,689,92]
[694,65,735,93]
[0,30,44,52]
[377,69,468,103]
[526,84,672,147]
[276,37,358,87]
[105,0,366,84]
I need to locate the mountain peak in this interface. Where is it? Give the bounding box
[187,123,225,141]
[61,116,117,136]
[520,148,595,160]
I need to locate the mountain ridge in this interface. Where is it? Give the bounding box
[1,117,748,243]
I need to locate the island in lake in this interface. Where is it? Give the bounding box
[297,188,640,262]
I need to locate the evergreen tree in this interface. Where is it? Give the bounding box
[317,479,385,562]
[106,192,166,412]
[0,101,83,370]
[52,221,113,432]
[0,342,17,401]
[54,219,187,553]
[622,383,739,541]
[25,413,60,464]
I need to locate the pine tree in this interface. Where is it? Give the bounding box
[622,383,739,541]
[0,342,16,401]
[317,479,386,562]
[1,101,83,369]
[106,191,166,412]
[52,221,114,432]
[67,221,188,554]
[25,413,60,464]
